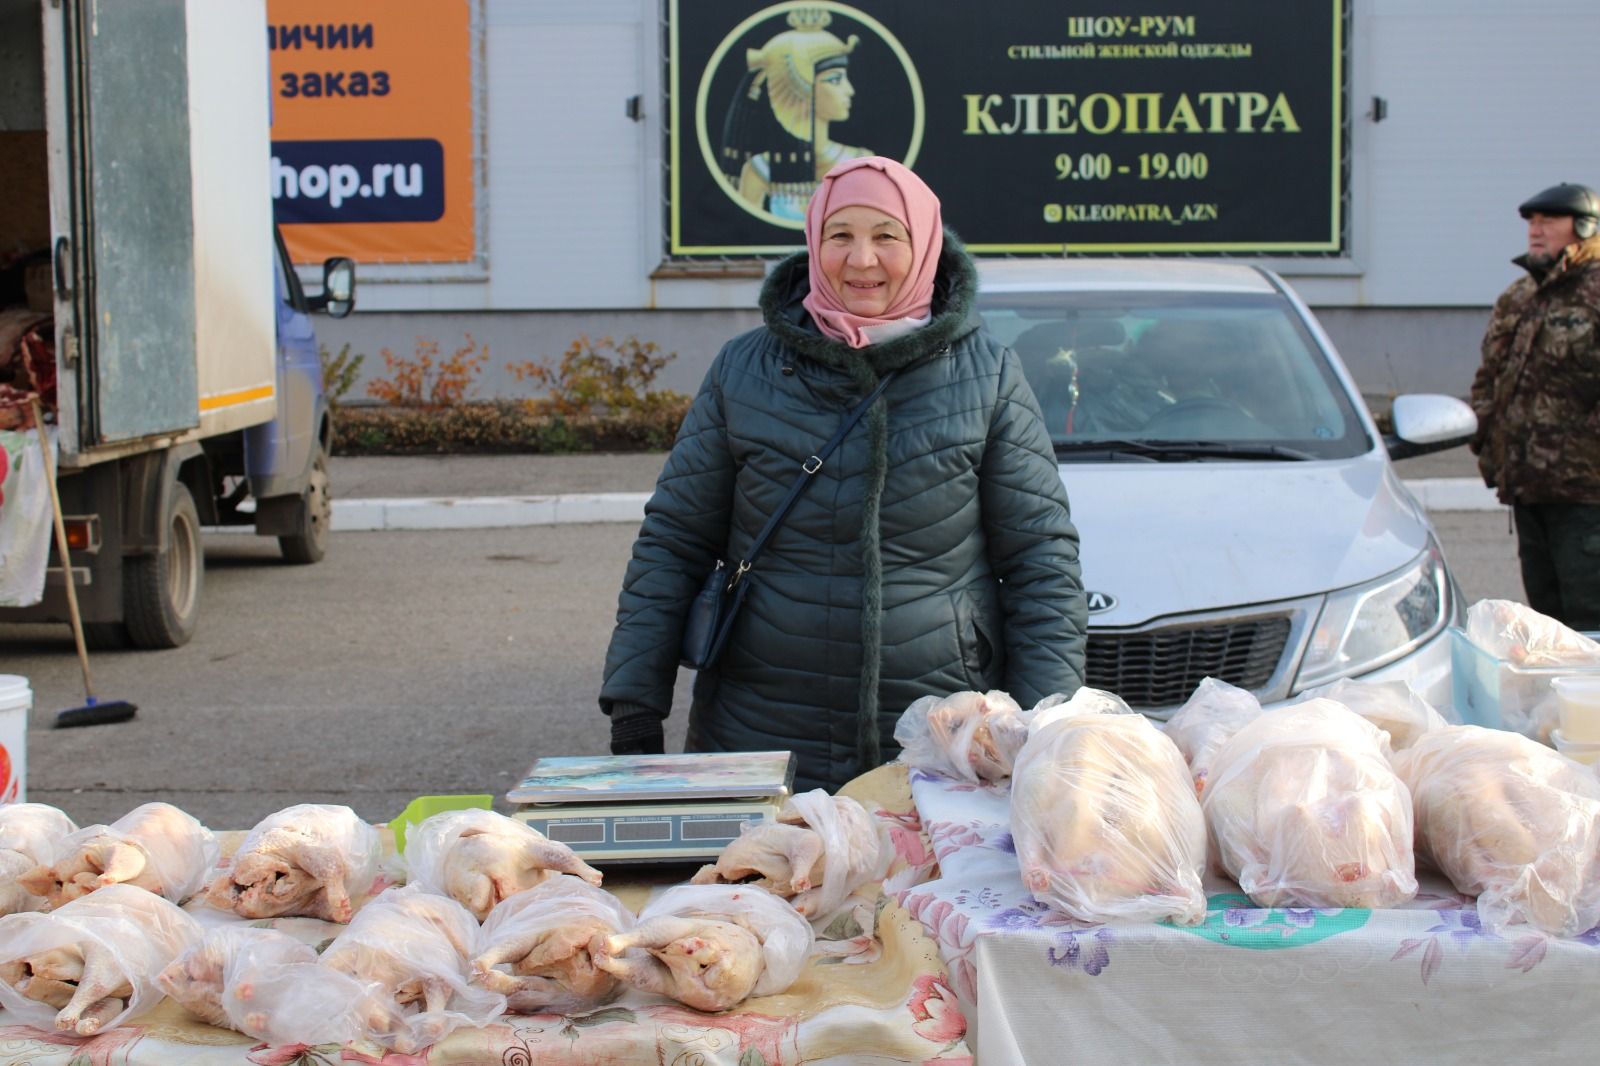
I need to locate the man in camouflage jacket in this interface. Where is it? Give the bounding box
[1469,183,1600,629]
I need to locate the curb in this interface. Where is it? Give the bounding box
[318,478,1505,532]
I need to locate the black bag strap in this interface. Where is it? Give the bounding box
[726,368,899,591]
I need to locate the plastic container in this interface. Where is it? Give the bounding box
[1551,728,1600,766]
[1449,627,1600,733]
[0,675,30,803]
[1551,676,1600,744]
[385,794,494,855]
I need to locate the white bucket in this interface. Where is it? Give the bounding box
[0,675,29,803]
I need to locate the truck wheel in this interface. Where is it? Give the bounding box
[124,481,203,648]
[278,444,330,564]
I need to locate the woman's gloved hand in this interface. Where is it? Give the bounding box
[609,702,666,756]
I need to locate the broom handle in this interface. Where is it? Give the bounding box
[29,397,94,700]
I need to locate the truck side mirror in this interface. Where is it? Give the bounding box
[310,257,356,318]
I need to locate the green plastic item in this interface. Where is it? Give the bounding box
[387,794,494,855]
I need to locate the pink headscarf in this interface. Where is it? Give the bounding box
[801,156,944,349]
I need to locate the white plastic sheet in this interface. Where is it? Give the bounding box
[0,426,52,608]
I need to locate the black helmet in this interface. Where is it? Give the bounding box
[1518,182,1600,239]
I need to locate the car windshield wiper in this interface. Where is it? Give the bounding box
[1054,439,1318,461]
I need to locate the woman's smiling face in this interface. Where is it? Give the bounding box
[818,205,913,318]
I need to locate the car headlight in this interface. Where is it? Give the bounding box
[1295,541,1452,689]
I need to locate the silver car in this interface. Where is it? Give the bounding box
[977,259,1478,715]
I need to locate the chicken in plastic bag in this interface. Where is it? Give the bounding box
[1,803,77,915]
[319,883,505,1052]
[691,789,891,919]
[1394,724,1600,937]
[1301,678,1454,751]
[404,807,603,921]
[893,690,1030,784]
[1010,697,1208,925]
[1465,599,1600,739]
[159,924,389,1045]
[1203,699,1417,909]
[0,882,202,1035]
[1161,677,1263,797]
[18,802,218,907]
[1025,684,1138,734]
[203,803,381,922]
[1467,598,1600,667]
[473,874,636,1014]
[593,883,814,1011]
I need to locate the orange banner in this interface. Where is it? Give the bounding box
[267,1,474,264]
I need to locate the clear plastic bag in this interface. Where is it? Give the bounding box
[595,883,815,1010]
[1301,677,1453,750]
[893,690,1029,784]
[474,874,636,1014]
[203,803,381,922]
[318,883,505,1052]
[158,924,383,1046]
[1010,708,1208,925]
[27,802,218,906]
[1025,685,1137,734]
[1467,599,1600,667]
[0,882,203,1035]
[1162,677,1263,797]
[1394,724,1600,936]
[1203,699,1417,909]
[403,807,603,921]
[0,803,77,915]
[774,790,892,919]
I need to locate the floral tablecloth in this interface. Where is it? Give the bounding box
[886,765,1600,1065]
[0,773,972,1066]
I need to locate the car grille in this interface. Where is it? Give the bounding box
[1086,616,1293,708]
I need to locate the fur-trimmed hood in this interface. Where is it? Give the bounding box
[758,228,983,379]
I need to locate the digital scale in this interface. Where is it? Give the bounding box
[507,751,796,865]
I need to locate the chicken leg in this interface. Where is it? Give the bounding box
[594,914,763,1012]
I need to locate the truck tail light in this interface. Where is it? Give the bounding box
[63,516,101,554]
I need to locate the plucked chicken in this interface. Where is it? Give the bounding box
[1204,699,1417,909]
[18,802,218,906]
[203,804,380,922]
[1162,678,1263,797]
[691,789,890,919]
[1303,679,1450,752]
[0,803,77,915]
[157,924,385,1045]
[1394,724,1600,936]
[319,884,505,1051]
[472,874,636,1013]
[404,808,603,921]
[894,690,1030,784]
[0,882,202,1035]
[1011,698,1209,924]
[158,926,319,1028]
[593,883,813,1012]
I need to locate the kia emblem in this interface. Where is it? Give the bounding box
[1086,591,1117,613]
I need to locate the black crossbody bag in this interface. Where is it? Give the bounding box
[680,369,900,670]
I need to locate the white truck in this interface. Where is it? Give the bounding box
[0,0,352,646]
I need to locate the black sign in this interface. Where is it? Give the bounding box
[667,0,1346,256]
[271,138,446,225]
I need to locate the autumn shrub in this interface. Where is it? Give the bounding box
[508,334,689,417]
[319,342,366,411]
[366,333,489,408]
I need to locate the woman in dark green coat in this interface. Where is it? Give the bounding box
[601,157,1087,792]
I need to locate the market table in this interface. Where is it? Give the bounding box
[886,763,1600,1066]
[0,771,973,1066]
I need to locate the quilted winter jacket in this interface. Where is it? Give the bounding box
[600,232,1087,792]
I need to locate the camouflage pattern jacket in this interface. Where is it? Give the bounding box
[1470,234,1600,504]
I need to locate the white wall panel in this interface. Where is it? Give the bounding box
[485,14,646,309]
[1358,0,1600,306]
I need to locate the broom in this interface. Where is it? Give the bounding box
[28,397,138,728]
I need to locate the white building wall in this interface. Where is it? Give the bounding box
[326,0,1600,399]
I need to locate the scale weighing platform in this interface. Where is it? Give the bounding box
[507,751,796,864]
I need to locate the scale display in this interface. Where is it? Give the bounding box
[513,799,780,863]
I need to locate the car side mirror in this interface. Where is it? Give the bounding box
[309,256,356,318]
[1384,393,1477,460]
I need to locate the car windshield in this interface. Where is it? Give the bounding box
[977,289,1371,461]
